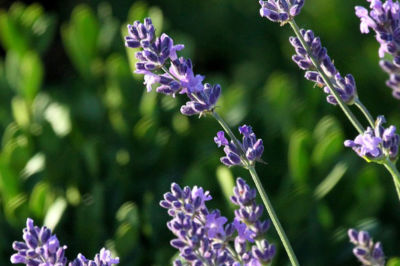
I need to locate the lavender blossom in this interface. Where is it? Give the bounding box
[11,218,68,266]
[160,183,233,265]
[69,249,120,266]
[259,0,305,23]
[231,178,275,265]
[355,0,400,99]
[345,115,400,161]
[125,18,221,116]
[11,218,119,266]
[348,229,385,266]
[214,125,264,167]
[290,29,358,105]
[160,179,275,265]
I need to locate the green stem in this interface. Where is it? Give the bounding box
[211,111,299,265]
[288,20,365,135]
[354,99,375,128]
[248,166,300,266]
[383,160,400,202]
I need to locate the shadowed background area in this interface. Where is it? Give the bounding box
[0,0,399,265]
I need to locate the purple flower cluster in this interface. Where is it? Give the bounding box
[214,125,264,167]
[355,0,400,98]
[345,116,400,161]
[290,29,358,105]
[231,178,275,264]
[348,229,385,266]
[259,0,304,23]
[160,178,274,265]
[11,218,119,266]
[125,18,221,116]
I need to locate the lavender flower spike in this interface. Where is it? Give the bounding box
[231,178,274,264]
[214,125,264,167]
[160,179,276,265]
[125,18,221,116]
[345,115,400,162]
[355,0,400,99]
[348,229,385,266]
[11,218,119,266]
[259,0,305,24]
[11,218,68,265]
[290,29,358,105]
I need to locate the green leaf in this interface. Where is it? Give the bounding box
[29,181,52,218]
[12,96,30,128]
[388,258,400,266]
[61,4,99,78]
[43,197,67,230]
[19,51,43,101]
[216,166,235,206]
[20,152,45,179]
[314,161,347,199]
[0,10,28,53]
[312,116,344,167]
[114,202,140,256]
[44,103,71,137]
[289,129,312,184]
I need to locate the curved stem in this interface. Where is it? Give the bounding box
[248,166,300,266]
[288,20,365,135]
[383,160,400,202]
[354,99,375,128]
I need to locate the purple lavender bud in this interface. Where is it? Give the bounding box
[251,240,276,264]
[11,218,68,265]
[356,0,400,99]
[259,0,304,23]
[214,131,229,147]
[180,83,221,116]
[348,229,385,266]
[289,28,358,105]
[214,125,264,167]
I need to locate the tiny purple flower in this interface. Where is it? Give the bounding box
[345,116,400,161]
[259,0,305,23]
[205,213,228,238]
[214,131,229,147]
[348,229,385,266]
[215,125,264,167]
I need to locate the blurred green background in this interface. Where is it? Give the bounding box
[0,0,399,265]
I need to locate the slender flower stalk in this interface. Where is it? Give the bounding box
[125,18,299,265]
